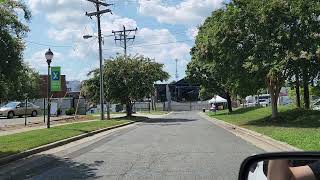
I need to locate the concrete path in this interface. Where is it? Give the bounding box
[0,111,263,180]
[0,115,71,127]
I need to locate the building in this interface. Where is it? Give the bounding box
[39,75,67,98]
[66,80,81,98]
[155,78,200,102]
[66,80,81,92]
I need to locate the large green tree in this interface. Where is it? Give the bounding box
[286,0,320,109]
[188,0,319,119]
[0,0,37,101]
[232,0,296,119]
[82,55,169,117]
[187,5,261,113]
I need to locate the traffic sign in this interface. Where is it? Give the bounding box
[51,66,61,92]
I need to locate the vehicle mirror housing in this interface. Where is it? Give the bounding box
[239,152,320,180]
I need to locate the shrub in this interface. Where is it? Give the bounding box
[65,108,75,115]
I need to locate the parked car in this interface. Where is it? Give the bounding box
[258,99,271,107]
[0,101,40,119]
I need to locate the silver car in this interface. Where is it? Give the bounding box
[0,102,40,119]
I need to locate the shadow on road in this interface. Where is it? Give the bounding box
[140,118,197,123]
[0,154,101,180]
[114,116,197,124]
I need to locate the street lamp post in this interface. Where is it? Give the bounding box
[45,48,54,129]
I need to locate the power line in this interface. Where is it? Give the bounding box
[112,25,138,57]
[130,39,193,48]
[25,40,73,48]
[101,39,193,51]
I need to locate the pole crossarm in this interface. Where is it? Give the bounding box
[86,0,112,7]
[85,0,112,120]
[86,9,112,17]
[112,26,138,57]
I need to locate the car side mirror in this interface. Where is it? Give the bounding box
[238,152,320,180]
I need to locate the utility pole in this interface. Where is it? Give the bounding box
[85,0,112,120]
[112,26,138,58]
[175,59,179,81]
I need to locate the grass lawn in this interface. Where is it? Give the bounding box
[0,119,131,158]
[208,106,320,151]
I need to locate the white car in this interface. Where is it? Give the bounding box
[258,99,270,107]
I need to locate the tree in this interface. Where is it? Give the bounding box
[237,0,297,119]
[82,55,169,117]
[287,0,320,109]
[187,5,262,113]
[0,0,32,101]
[0,64,40,102]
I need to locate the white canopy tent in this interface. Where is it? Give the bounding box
[208,95,227,104]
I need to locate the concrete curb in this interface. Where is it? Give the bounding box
[0,121,135,167]
[199,112,302,152]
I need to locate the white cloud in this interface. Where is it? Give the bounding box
[129,28,192,80]
[186,27,199,40]
[25,49,63,73]
[27,0,193,81]
[138,0,224,25]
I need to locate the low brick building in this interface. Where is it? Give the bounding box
[39,75,67,98]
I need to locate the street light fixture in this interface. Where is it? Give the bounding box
[83,35,93,39]
[45,48,54,128]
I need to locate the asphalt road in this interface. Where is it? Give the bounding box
[0,111,263,180]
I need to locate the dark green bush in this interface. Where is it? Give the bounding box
[65,108,75,115]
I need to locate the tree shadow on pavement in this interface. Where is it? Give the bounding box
[139,118,197,123]
[114,115,196,123]
[243,108,320,129]
[0,154,102,180]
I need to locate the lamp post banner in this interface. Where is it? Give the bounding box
[51,66,61,92]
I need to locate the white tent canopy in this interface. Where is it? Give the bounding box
[208,95,227,104]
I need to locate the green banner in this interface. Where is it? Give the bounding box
[51,66,61,92]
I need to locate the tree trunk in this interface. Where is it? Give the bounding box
[226,92,232,113]
[266,76,281,120]
[295,72,301,108]
[268,86,280,119]
[126,101,132,117]
[302,69,310,109]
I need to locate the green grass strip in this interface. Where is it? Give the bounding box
[208,106,320,151]
[0,120,131,158]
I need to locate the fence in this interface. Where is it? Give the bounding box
[166,101,210,111]
[32,98,87,115]
[132,101,210,112]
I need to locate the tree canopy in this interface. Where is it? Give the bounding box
[82,55,169,116]
[0,0,40,101]
[187,0,320,118]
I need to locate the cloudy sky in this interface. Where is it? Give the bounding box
[24,0,227,82]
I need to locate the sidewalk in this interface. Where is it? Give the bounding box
[0,116,86,136]
[0,113,169,137]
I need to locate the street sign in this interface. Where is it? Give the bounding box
[51,66,61,92]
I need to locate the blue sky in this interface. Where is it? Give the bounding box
[24,0,226,82]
